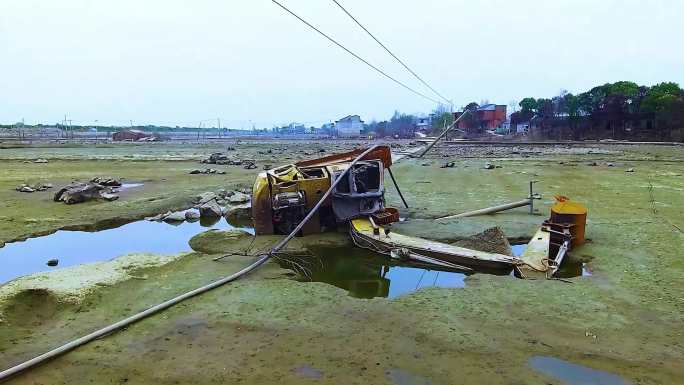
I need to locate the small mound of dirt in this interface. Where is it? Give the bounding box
[451,227,513,256]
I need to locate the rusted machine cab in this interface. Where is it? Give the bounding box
[252,146,394,235]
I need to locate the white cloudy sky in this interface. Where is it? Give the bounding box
[1,0,682,127]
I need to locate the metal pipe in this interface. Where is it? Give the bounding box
[387,167,409,208]
[435,199,532,221]
[0,146,382,382]
[417,110,469,158]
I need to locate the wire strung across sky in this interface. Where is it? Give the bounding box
[330,0,451,105]
[270,0,443,105]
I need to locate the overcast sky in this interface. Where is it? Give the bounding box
[1,0,683,128]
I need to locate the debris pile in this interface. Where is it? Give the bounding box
[201,152,258,169]
[53,181,121,204]
[189,168,226,175]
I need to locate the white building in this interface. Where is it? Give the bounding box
[335,115,364,137]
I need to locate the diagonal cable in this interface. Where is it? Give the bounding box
[331,0,451,104]
[271,0,442,104]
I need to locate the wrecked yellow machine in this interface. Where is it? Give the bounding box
[252,146,588,277]
[252,146,519,272]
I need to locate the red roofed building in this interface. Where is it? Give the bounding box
[455,104,507,133]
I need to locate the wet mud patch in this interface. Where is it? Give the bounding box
[1,288,71,326]
[529,356,630,385]
[293,365,324,380]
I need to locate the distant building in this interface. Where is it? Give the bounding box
[416,117,431,133]
[335,115,364,137]
[113,129,152,141]
[455,104,507,133]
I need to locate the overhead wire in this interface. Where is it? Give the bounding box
[270,0,442,105]
[330,0,451,105]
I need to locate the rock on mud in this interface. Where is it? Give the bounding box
[185,210,201,222]
[229,191,250,204]
[163,211,186,223]
[90,177,122,187]
[224,202,251,221]
[16,183,53,192]
[199,200,222,218]
[53,182,107,204]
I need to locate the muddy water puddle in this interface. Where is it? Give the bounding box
[0,216,253,284]
[280,246,472,299]
[529,356,629,385]
[280,243,588,299]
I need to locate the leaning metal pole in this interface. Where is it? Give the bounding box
[0,146,382,383]
[387,167,409,208]
[417,110,469,158]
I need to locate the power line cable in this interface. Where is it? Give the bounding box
[330,0,451,105]
[271,0,442,105]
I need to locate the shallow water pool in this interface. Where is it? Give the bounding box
[0,217,253,284]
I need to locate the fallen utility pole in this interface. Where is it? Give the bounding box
[436,181,541,221]
[0,146,382,383]
[417,110,469,158]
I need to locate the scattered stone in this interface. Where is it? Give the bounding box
[484,163,495,170]
[229,191,250,204]
[189,168,224,175]
[244,162,257,170]
[421,163,431,167]
[224,202,252,221]
[33,158,49,163]
[203,152,229,164]
[440,162,455,168]
[46,259,59,267]
[100,193,120,201]
[199,200,222,218]
[196,192,217,204]
[163,211,186,222]
[626,168,635,173]
[90,177,122,187]
[16,182,54,192]
[146,211,171,221]
[185,210,201,221]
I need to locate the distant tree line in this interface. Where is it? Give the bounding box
[512,81,684,141]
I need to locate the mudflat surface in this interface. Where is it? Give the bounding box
[1,141,682,384]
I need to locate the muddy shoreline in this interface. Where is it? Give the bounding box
[1,140,682,384]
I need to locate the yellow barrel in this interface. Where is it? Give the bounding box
[550,196,587,248]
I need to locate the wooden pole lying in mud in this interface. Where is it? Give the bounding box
[0,146,382,382]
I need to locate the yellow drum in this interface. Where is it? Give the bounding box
[550,196,587,247]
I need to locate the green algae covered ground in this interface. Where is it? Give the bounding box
[0,141,683,384]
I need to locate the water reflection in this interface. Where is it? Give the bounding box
[0,217,253,284]
[279,246,469,299]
